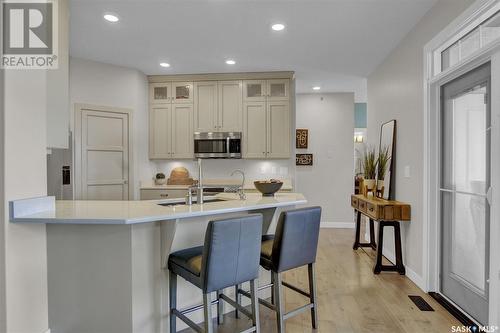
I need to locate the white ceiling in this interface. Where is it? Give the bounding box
[69,0,437,94]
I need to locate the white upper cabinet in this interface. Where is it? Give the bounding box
[243,80,267,102]
[149,104,193,159]
[243,102,267,158]
[242,79,291,159]
[267,101,290,158]
[149,105,171,159]
[218,80,242,132]
[172,82,193,104]
[267,79,289,101]
[149,74,292,160]
[194,81,218,132]
[171,104,194,158]
[150,83,172,104]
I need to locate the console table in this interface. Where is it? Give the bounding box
[351,194,411,275]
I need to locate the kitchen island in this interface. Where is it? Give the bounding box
[10,192,306,333]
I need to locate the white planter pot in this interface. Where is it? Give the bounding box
[154,178,166,185]
[364,179,376,191]
[377,179,385,191]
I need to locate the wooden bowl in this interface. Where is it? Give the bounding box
[254,180,283,197]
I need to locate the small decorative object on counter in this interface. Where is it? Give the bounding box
[376,145,390,198]
[254,179,283,197]
[362,147,377,196]
[154,172,166,185]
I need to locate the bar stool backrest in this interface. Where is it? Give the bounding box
[201,214,263,293]
[271,207,322,272]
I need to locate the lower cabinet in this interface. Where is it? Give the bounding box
[243,101,290,158]
[149,104,193,159]
[140,188,187,200]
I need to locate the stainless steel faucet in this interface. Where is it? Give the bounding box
[196,158,204,204]
[231,169,246,200]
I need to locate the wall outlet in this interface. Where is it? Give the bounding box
[404,166,411,178]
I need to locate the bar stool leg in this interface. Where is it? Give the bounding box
[217,290,224,325]
[250,279,260,333]
[273,272,285,333]
[234,284,241,318]
[203,293,214,333]
[169,271,177,333]
[270,272,275,305]
[308,263,318,329]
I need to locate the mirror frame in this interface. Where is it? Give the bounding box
[378,119,397,200]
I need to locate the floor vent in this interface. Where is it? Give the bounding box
[409,295,434,311]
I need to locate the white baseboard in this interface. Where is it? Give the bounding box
[383,249,426,291]
[43,329,51,333]
[320,222,355,228]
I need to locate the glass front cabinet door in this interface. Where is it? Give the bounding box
[172,82,193,104]
[267,79,289,101]
[244,80,266,102]
[150,83,172,104]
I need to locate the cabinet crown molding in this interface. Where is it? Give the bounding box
[148,71,295,83]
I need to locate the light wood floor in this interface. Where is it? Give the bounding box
[182,228,460,332]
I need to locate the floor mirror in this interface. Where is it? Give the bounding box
[377,120,396,200]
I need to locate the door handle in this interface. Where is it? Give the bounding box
[124,180,128,185]
[486,186,493,205]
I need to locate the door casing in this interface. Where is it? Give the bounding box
[424,45,500,326]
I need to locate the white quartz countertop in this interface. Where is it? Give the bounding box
[11,193,306,225]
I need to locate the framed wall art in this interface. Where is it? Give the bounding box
[296,154,313,166]
[296,129,308,149]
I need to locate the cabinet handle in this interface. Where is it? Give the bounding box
[160,194,169,198]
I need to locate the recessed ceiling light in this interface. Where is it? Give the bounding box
[313,86,321,91]
[271,23,285,31]
[160,62,170,68]
[225,59,236,65]
[103,14,119,23]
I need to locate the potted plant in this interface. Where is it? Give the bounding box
[362,147,377,193]
[377,146,391,192]
[154,172,166,185]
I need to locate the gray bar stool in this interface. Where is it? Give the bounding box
[168,214,263,333]
[236,207,321,333]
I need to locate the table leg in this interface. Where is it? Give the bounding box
[374,221,384,274]
[353,211,361,250]
[394,222,406,275]
[369,219,377,250]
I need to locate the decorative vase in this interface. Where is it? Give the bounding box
[377,179,385,191]
[364,179,376,195]
[154,178,166,185]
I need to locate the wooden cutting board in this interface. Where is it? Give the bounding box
[167,167,195,185]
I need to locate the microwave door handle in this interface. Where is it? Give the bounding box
[226,137,231,157]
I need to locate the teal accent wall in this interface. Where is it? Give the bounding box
[354,103,367,128]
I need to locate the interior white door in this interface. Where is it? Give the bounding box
[80,109,130,200]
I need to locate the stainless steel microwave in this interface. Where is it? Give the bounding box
[194,132,242,159]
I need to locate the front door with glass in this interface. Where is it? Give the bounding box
[440,63,491,324]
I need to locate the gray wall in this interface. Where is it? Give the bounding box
[367,0,474,280]
[296,93,355,225]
